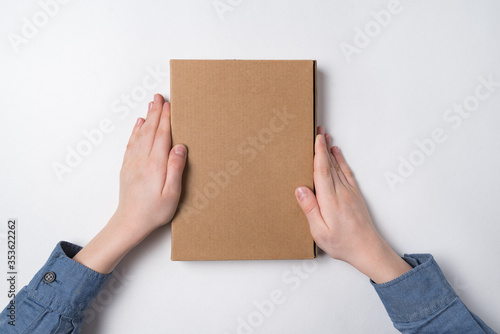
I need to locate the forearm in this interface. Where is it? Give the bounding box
[73,213,149,274]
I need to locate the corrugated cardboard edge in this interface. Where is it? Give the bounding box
[312,60,317,258]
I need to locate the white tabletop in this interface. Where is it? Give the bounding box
[1,1,499,333]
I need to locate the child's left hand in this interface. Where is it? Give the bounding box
[73,94,187,274]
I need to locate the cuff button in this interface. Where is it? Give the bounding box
[43,272,56,283]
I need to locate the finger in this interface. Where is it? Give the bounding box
[317,129,337,182]
[332,146,357,188]
[314,134,336,197]
[150,101,172,163]
[163,144,187,197]
[124,117,144,161]
[138,94,164,157]
[295,186,330,238]
[322,131,347,190]
[146,101,153,119]
[329,149,348,189]
[319,131,344,190]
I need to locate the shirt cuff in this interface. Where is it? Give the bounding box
[26,241,111,318]
[371,253,458,324]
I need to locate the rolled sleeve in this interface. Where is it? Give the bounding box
[371,254,456,323]
[26,241,111,318]
[371,254,495,333]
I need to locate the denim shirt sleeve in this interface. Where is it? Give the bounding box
[0,241,111,334]
[372,253,496,334]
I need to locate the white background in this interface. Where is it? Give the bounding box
[1,0,500,333]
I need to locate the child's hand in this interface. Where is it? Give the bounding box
[73,94,187,274]
[295,127,411,284]
[115,94,187,238]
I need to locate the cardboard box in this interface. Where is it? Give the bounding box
[170,59,316,260]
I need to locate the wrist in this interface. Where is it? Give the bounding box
[108,211,151,247]
[351,235,412,284]
[72,214,147,274]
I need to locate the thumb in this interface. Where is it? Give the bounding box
[164,144,187,196]
[295,186,328,239]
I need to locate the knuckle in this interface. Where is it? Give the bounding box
[148,159,166,172]
[302,200,317,215]
[155,128,167,137]
[169,156,186,171]
[316,166,331,177]
[345,168,354,178]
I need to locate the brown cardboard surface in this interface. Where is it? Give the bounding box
[170,59,316,260]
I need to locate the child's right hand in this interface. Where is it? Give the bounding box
[295,127,411,284]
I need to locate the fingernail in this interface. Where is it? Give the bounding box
[333,146,340,153]
[136,118,143,126]
[148,102,153,111]
[317,134,325,144]
[296,187,308,201]
[154,94,161,102]
[174,145,186,156]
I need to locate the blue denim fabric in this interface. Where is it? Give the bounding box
[0,241,111,334]
[372,253,496,333]
[0,244,495,333]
